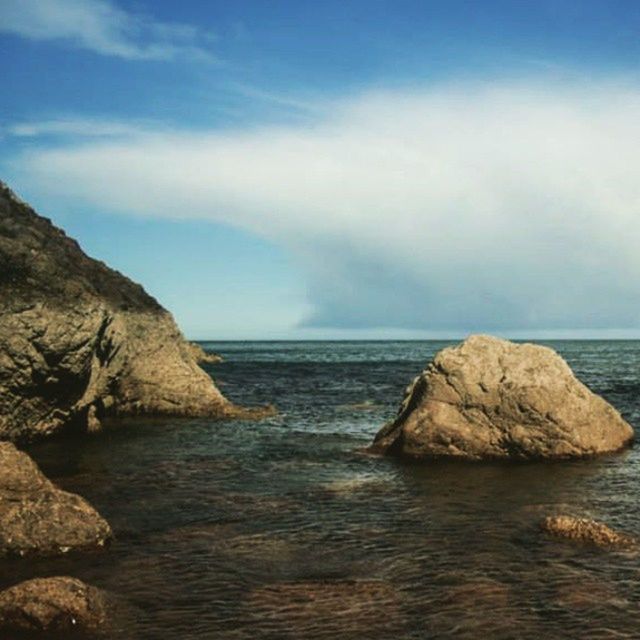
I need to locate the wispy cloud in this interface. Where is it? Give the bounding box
[3,117,156,139]
[0,0,217,62]
[8,80,640,332]
[228,83,325,115]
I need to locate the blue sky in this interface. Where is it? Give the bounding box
[2,0,640,339]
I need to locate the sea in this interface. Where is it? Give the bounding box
[11,340,640,639]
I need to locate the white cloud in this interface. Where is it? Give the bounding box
[4,118,155,138]
[9,80,640,331]
[0,0,216,62]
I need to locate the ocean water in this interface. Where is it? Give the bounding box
[12,340,640,639]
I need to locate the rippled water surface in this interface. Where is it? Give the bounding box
[13,340,640,639]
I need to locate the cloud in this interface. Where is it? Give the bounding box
[4,118,156,139]
[8,80,640,332]
[228,83,325,115]
[0,0,216,62]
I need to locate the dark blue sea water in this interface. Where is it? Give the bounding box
[12,340,640,639]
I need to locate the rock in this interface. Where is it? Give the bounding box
[0,441,111,556]
[187,342,223,364]
[0,577,110,635]
[541,515,635,548]
[0,180,271,442]
[371,335,634,460]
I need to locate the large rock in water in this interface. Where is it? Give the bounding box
[372,335,634,460]
[0,181,263,442]
[0,441,111,556]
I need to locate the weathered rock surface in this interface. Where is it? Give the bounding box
[541,515,635,548]
[0,577,110,635]
[372,335,634,460]
[0,180,268,442]
[0,441,111,556]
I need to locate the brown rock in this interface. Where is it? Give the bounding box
[0,442,111,556]
[372,335,634,460]
[541,515,635,548]
[0,577,109,635]
[187,342,223,364]
[0,180,270,442]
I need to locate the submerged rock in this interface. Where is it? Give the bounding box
[0,442,111,556]
[440,578,511,608]
[553,579,627,610]
[0,577,110,635]
[0,180,269,442]
[247,580,402,637]
[422,577,519,637]
[372,335,634,460]
[321,472,392,496]
[541,515,635,548]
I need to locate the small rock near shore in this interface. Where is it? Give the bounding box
[0,442,112,556]
[0,577,110,635]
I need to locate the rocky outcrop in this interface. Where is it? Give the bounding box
[0,577,110,635]
[187,342,223,364]
[541,515,635,548]
[372,335,634,460]
[0,180,268,442]
[0,442,111,556]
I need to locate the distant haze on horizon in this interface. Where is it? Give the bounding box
[2,0,640,340]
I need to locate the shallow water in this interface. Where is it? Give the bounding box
[11,340,640,639]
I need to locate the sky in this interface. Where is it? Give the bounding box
[2,0,640,339]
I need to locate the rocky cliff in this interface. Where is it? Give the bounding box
[0,181,262,442]
[372,335,634,460]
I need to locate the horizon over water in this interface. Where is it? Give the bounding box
[15,339,640,639]
[195,337,640,342]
